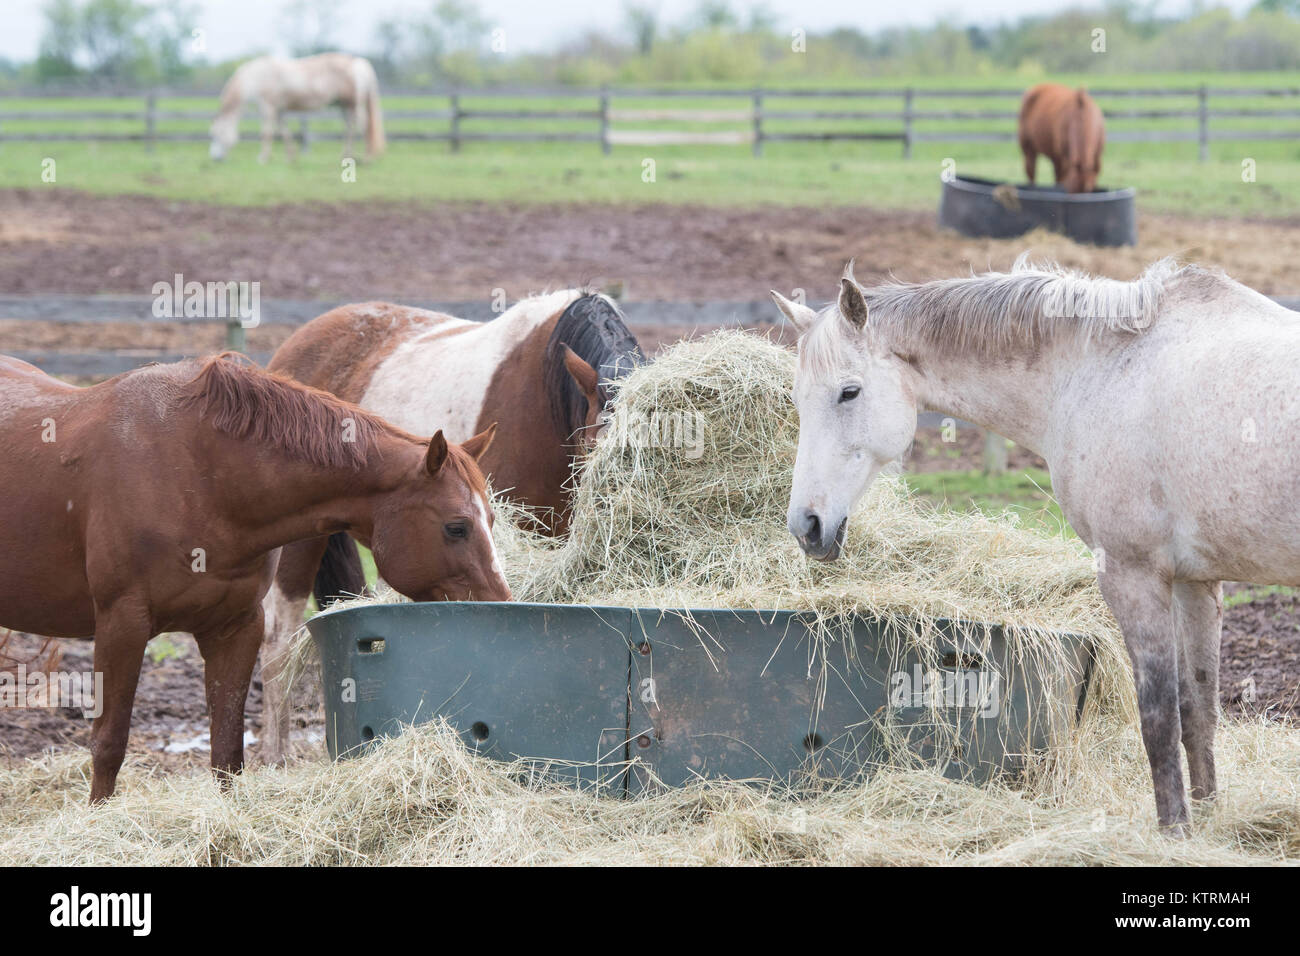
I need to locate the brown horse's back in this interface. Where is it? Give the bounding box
[269,302,461,403]
[1018,83,1105,194]
[0,361,187,636]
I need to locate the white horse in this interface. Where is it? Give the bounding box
[773,258,1300,834]
[210,53,386,163]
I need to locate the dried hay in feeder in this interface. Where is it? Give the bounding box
[490,331,1137,761]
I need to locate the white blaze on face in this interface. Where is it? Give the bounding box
[476,494,503,579]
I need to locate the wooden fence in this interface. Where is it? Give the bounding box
[3,86,1300,159]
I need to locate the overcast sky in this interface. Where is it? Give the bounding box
[0,0,1259,63]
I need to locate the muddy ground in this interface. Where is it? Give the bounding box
[1,190,1297,769]
[6,189,1300,305]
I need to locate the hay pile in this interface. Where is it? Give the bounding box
[3,718,1297,865]
[493,331,1133,727]
[2,331,1298,865]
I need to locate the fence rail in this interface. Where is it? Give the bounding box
[6,293,1300,379]
[3,86,1300,158]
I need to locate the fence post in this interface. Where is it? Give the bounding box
[450,92,461,153]
[902,87,914,159]
[145,91,156,153]
[599,86,610,155]
[982,430,1008,475]
[1197,84,1208,163]
[752,88,763,157]
[298,117,310,153]
[226,319,246,355]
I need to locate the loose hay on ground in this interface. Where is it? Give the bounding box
[3,331,1298,865]
[2,717,1297,865]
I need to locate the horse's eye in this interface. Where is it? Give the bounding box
[839,386,861,403]
[444,523,469,540]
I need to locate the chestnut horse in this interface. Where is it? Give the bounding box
[1018,83,1105,194]
[210,52,386,163]
[0,353,508,802]
[256,289,642,764]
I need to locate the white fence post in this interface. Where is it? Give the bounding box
[1198,84,1209,162]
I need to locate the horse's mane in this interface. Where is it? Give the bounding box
[180,354,394,470]
[543,293,644,439]
[801,257,1201,374]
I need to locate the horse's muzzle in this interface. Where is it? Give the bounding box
[794,515,847,562]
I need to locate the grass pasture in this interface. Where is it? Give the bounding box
[3,72,1300,215]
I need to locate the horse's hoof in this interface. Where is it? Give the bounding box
[1160,820,1192,839]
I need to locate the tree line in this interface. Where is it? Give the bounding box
[5,0,1300,91]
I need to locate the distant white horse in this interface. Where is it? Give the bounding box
[210,53,386,163]
[774,258,1300,834]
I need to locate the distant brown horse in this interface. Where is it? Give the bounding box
[256,290,642,764]
[1018,83,1106,194]
[0,353,508,802]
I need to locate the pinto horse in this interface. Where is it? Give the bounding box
[210,52,386,163]
[0,353,508,802]
[1018,83,1105,194]
[256,289,642,764]
[775,259,1300,833]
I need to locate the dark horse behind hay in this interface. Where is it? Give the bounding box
[1018,83,1106,194]
[257,290,644,764]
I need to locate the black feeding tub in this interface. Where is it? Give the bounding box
[939,175,1137,247]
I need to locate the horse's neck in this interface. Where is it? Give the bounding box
[217,429,414,558]
[900,337,1075,458]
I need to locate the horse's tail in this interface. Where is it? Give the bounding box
[313,532,367,607]
[356,58,386,157]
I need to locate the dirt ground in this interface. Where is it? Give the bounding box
[5,189,1300,306]
[6,190,1300,364]
[1,190,1297,769]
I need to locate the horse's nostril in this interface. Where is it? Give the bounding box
[806,513,821,541]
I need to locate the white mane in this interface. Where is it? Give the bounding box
[799,256,1197,377]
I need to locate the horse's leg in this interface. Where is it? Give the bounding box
[342,107,355,160]
[258,537,328,766]
[259,105,276,164]
[88,599,153,803]
[195,610,263,785]
[1096,560,1190,833]
[1174,579,1222,803]
[1021,142,1037,184]
[281,118,298,164]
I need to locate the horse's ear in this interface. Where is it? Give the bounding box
[425,430,449,476]
[461,422,497,462]
[562,345,600,399]
[769,290,816,332]
[838,260,869,331]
